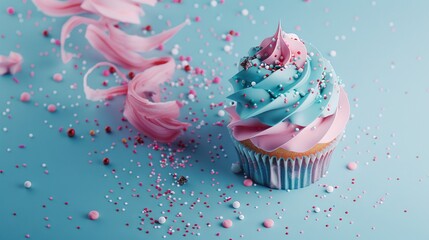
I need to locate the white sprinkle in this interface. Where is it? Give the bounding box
[171,48,179,55]
[210,0,217,7]
[259,5,265,11]
[217,110,225,117]
[326,185,334,193]
[224,45,232,52]
[238,214,245,220]
[329,50,337,57]
[188,94,195,100]
[158,216,166,224]
[241,9,249,16]
[314,207,320,213]
[232,201,241,209]
[230,163,242,173]
[24,181,32,188]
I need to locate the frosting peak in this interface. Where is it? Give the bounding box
[256,23,307,69]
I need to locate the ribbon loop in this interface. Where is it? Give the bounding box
[84,59,190,142]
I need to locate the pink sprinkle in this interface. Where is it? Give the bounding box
[47,104,56,112]
[195,16,201,22]
[53,73,63,82]
[263,219,274,228]
[20,92,31,102]
[25,234,30,238]
[225,35,232,42]
[347,162,358,170]
[102,70,110,77]
[212,76,221,84]
[243,179,253,187]
[189,89,197,96]
[88,210,100,220]
[7,7,15,15]
[222,219,233,228]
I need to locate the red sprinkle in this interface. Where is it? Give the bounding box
[67,128,75,138]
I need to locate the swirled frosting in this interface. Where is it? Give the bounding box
[227,23,350,152]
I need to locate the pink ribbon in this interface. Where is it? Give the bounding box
[83,60,190,143]
[32,0,155,23]
[33,0,190,142]
[0,52,23,75]
[83,21,187,71]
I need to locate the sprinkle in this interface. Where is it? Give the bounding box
[88,210,99,220]
[20,92,31,102]
[47,104,57,113]
[238,215,245,220]
[6,7,15,15]
[243,179,253,187]
[177,176,188,185]
[224,45,232,52]
[263,219,274,228]
[326,185,334,193]
[158,216,166,224]
[241,9,249,16]
[210,0,218,7]
[347,162,358,170]
[53,73,63,82]
[314,207,321,213]
[217,110,225,117]
[24,181,32,189]
[329,50,337,57]
[105,126,112,133]
[231,163,242,173]
[232,201,240,209]
[103,158,110,165]
[67,128,75,138]
[212,76,221,84]
[222,219,233,228]
[171,48,179,55]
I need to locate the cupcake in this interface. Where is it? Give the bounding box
[226,23,350,190]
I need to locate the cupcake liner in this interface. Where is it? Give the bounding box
[231,137,340,190]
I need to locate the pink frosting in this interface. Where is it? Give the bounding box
[227,87,350,152]
[0,52,23,75]
[256,23,307,69]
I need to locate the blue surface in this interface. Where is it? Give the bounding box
[1,0,429,239]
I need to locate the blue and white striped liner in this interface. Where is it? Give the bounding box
[232,138,339,190]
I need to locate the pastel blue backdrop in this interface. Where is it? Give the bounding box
[1,0,428,239]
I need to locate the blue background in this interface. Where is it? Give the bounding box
[1,0,428,239]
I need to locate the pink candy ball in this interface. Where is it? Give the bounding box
[212,76,221,84]
[243,179,253,187]
[263,219,274,228]
[20,92,31,102]
[347,162,358,170]
[88,210,99,220]
[7,7,15,15]
[53,73,63,82]
[47,104,56,112]
[102,70,110,77]
[222,219,233,228]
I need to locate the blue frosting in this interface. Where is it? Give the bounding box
[228,44,341,127]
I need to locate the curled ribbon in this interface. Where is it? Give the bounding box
[33,0,191,142]
[83,59,190,143]
[33,0,185,68]
[0,52,23,75]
